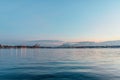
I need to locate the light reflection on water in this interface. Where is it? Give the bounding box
[0,48,120,80]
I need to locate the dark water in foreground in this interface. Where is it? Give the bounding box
[0,49,120,80]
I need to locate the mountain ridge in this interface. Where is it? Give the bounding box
[1,40,120,47]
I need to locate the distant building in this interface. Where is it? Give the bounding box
[33,44,40,48]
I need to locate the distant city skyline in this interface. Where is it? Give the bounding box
[1,0,120,42]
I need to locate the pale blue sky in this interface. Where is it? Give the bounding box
[0,0,120,42]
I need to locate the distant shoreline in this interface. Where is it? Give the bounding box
[1,45,120,49]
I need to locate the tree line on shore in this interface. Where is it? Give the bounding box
[0,44,40,48]
[1,44,120,48]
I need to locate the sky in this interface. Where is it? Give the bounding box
[0,0,120,42]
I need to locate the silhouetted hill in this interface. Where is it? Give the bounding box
[1,40,120,47]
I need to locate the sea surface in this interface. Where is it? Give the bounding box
[0,48,120,80]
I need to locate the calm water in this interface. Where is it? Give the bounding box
[0,48,120,80]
